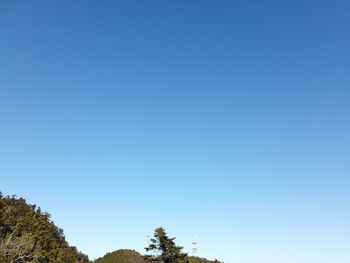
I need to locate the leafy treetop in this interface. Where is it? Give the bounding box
[144,227,187,263]
[0,193,90,263]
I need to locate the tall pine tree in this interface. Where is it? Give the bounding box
[144,228,187,263]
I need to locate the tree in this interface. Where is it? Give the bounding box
[94,249,144,263]
[0,194,90,263]
[144,228,187,263]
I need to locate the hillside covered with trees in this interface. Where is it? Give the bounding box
[0,193,90,263]
[94,228,222,263]
[0,194,222,263]
[94,249,222,263]
[94,249,143,263]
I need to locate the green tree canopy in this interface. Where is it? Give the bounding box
[94,249,143,263]
[0,193,90,263]
[144,228,187,263]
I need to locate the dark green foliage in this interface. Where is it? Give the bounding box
[0,193,90,263]
[186,257,222,263]
[0,193,222,263]
[144,228,187,263]
[93,249,223,263]
[94,249,144,263]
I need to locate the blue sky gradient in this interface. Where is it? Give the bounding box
[0,1,349,263]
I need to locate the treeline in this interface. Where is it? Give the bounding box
[94,249,222,263]
[0,193,89,263]
[0,194,222,263]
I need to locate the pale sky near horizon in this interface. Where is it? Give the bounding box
[0,1,349,263]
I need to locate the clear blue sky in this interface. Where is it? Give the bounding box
[0,1,349,262]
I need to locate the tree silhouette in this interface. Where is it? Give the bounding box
[144,227,187,263]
